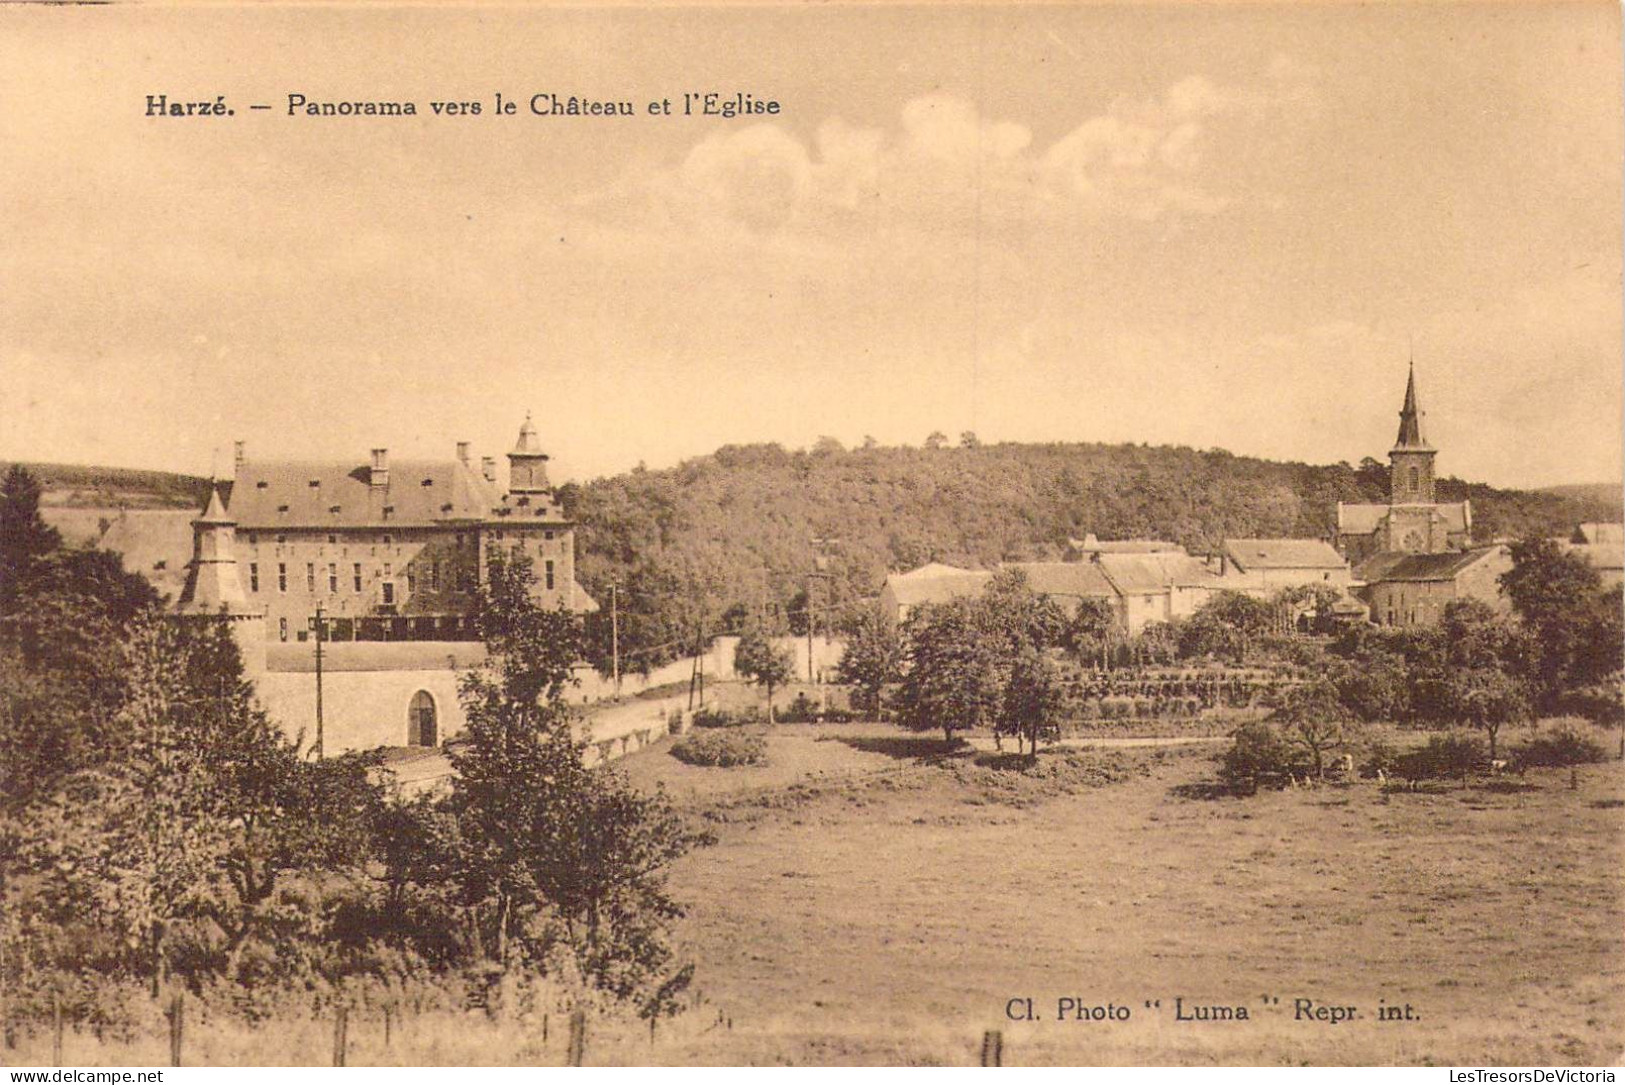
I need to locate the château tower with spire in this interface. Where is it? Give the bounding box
[507,412,551,495]
[1335,364,1471,564]
[174,482,267,673]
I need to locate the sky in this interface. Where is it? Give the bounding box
[1,3,1620,490]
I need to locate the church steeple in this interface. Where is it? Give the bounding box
[1392,362,1432,452]
[1388,363,1437,503]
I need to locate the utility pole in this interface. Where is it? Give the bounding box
[609,580,621,697]
[312,602,326,760]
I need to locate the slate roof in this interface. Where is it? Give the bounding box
[1222,538,1347,571]
[1338,502,1471,536]
[1356,547,1502,583]
[228,459,511,528]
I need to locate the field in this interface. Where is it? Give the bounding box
[611,723,1625,1066]
[6,722,1621,1067]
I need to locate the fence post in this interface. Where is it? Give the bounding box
[542,1012,549,1045]
[168,992,183,1068]
[980,1029,1003,1067]
[649,1016,657,1047]
[566,1008,586,1066]
[333,1005,348,1067]
[51,990,62,1067]
[383,1004,392,1049]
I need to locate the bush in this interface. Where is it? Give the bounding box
[691,707,748,729]
[1219,721,1307,793]
[669,730,766,767]
[1512,718,1609,769]
[1393,731,1484,786]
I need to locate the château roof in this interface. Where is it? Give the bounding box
[511,413,547,457]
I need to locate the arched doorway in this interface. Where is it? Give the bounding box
[408,690,438,747]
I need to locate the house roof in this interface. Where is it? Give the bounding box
[1066,534,1181,554]
[1337,502,1470,536]
[1223,538,1347,571]
[1002,561,1120,599]
[1357,546,1503,583]
[97,509,199,600]
[1567,542,1624,573]
[228,459,512,529]
[882,566,992,609]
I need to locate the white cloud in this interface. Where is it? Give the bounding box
[587,60,1319,240]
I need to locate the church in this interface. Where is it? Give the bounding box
[1335,365,1473,563]
[1337,367,1510,629]
[174,416,597,754]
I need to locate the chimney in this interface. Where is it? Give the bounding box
[370,448,390,490]
[233,440,246,471]
[456,441,471,465]
[481,456,497,483]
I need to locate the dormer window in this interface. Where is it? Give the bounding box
[256,481,269,489]
[329,505,341,514]
[382,506,394,519]
[517,496,531,507]
[421,478,434,487]
[308,480,320,488]
[276,504,289,514]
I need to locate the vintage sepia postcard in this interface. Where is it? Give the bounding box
[1,0,1621,1071]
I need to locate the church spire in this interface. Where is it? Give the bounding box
[1393,361,1431,452]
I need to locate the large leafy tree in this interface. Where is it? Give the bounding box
[1271,677,1356,778]
[834,607,902,718]
[896,597,1004,744]
[449,552,707,1014]
[733,628,795,722]
[1499,538,1608,706]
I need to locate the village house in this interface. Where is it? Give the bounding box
[1566,522,1625,588]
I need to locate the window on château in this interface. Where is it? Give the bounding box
[306,563,315,592]
[277,563,287,593]
[1409,466,1419,492]
[249,563,259,592]
[353,563,363,592]
[279,618,288,642]
[328,563,337,592]
[383,582,395,606]
[429,561,439,591]
[545,560,555,591]
[407,568,415,593]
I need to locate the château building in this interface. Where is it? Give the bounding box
[174,416,596,754]
[227,414,593,646]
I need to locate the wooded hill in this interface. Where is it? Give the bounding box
[558,440,1620,665]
